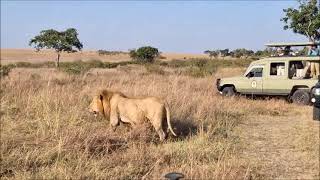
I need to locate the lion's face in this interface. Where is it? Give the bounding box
[89,95,104,117]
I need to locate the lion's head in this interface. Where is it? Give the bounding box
[89,90,117,118]
[89,94,104,117]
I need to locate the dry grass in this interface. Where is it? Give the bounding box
[0,49,210,64]
[0,49,130,64]
[0,65,319,179]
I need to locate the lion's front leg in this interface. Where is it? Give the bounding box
[110,108,120,132]
[111,125,117,132]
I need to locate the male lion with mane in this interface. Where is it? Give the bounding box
[89,89,177,141]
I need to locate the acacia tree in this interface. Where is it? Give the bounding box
[29,28,83,67]
[281,0,320,42]
[129,46,159,63]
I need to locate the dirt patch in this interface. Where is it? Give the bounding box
[237,109,320,179]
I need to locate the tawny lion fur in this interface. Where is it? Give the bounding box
[89,89,177,141]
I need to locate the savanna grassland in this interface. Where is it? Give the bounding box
[0,49,209,64]
[0,55,319,179]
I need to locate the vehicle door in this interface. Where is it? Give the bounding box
[263,62,290,95]
[238,65,264,94]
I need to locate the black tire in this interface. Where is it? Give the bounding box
[291,89,311,105]
[313,106,320,121]
[222,86,236,97]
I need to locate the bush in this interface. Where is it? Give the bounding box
[86,59,107,68]
[129,46,160,63]
[183,60,218,77]
[59,60,139,74]
[155,58,254,77]
[60,60,90,74]
[0,64,15,77]
[0,61,56,78]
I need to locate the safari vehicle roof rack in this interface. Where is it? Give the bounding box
[265,42,320,47]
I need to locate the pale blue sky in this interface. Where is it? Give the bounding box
[1,1,307,53]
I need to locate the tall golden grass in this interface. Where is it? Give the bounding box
[0,66,318,179]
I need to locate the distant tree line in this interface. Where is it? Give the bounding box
[97,50,128,56]
[204,48,257,59]
[204,47,310,59]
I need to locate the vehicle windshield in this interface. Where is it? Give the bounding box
[245,66,264,78]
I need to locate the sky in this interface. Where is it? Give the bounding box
[1,1,308,53]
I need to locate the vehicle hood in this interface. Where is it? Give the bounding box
[220,76,246,83]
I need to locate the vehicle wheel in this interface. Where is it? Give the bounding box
[313,106,320,120]
[221,86,236,97]
[291,89,310,105]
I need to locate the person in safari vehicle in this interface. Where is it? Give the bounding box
[308,44,320,56]
[308,45,320,78]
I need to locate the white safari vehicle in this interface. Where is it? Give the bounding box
[216,42,320,105]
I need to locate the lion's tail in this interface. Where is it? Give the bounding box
[165,103,177,137]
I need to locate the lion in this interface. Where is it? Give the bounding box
[89,89,177,141]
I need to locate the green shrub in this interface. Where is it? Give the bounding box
[15,62,35,68]
[59,61,91,74]
[86,59,107,68]
[129,46,159,63]
[0,64,15,77]
[157,58,253,77]
[183,63,217,78]
[59,60,139,75]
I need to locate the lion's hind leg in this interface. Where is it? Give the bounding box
[156,128,166,142]
[151,120,167,141]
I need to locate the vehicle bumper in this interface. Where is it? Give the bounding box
[313,96,320,108]
[313,105,320,120]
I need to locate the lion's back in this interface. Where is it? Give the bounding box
[118,96,165,117]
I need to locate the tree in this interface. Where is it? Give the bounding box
[219,49,229,57]
[29,28,83,67]
[129,46,159,63]
[281,0,320,42]
[204,50,219,59]
[254,48,275,57]
[231,48,254,58]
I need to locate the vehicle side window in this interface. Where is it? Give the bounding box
[247,67,263,78]
[289,61,305,79]
[270,62,285,76]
